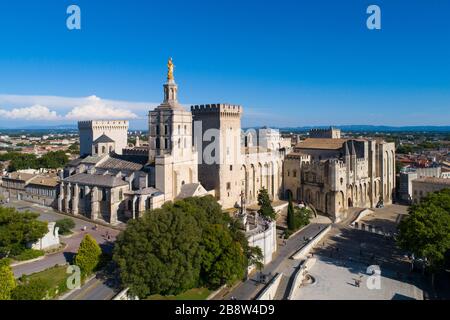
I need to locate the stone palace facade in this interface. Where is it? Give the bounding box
[56,60,395,225]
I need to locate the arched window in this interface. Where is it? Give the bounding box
[293,170,297,178]
[102,146,106,154]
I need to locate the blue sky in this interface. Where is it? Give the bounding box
[0,0,449,129]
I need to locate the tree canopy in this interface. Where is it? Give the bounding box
[397,189,450,271]
[257,188,276,220]
[0,151,69,171]
[0,206,48,258]
[74,234,102,276]
[113,195,254,298]
[0,259,16,300]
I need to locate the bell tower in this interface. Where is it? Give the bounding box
[148,58,199,201]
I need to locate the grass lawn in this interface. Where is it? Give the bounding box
[147,287,212,300]
[27,265,69,298]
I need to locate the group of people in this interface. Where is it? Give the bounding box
[80,224,112,240]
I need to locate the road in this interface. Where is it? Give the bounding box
[222,221,330,300]
[5,200,119,278]
[62,276,118,300]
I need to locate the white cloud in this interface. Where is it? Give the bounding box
[0,104,61,121]
[65,95,139,120]
[0,94,150,121]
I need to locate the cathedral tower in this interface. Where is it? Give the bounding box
[148,58,198,201]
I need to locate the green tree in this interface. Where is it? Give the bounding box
[113,196,250,298]
[55,218,75,235]
[200,224,246,288]
[0,207,48,258]
[74,234,102,276]
[0,259,16,300]
[397,189,450,279]
[11,278,49,300]
[257,188,276,220]
[287,194,295,230]
[38,151,69,169]
[68,143,80,155]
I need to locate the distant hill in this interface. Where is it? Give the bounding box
[276,125,450,133]
[0,124,77,130]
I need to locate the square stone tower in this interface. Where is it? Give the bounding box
[78,120,129,157]
[191,104,243,209]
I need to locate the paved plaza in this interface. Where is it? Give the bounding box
[292,256,423,300]
[292,204,426,300]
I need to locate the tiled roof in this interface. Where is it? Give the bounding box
[63,173,128,188]
[96,154,148,172]
[28,176,59,188]
[125,187,161,196]
[413,177,450,185]
[81,155,106,165]
[176,183,207,199]
[94,134,115,144]
[296,138,350,150]
[4,172,37,182]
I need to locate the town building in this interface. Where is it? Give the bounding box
[283,129,396,222]
[412,177,450,203]
[398,166,443,203]
[0,172,59,206]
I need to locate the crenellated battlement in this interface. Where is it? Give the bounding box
[191,104,243,115]
[309,126,341,139]
[78,120,129,130]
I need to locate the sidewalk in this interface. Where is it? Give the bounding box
[222,218,331,300]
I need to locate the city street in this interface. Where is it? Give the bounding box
[4,200,119,278]
[222,218,331,300]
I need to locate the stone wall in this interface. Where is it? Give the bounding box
[256,273,283,300]
[291,225,332,260]
[287,258,317,300]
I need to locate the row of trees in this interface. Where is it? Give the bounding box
[0,150,69,171]
[113,196,263,299]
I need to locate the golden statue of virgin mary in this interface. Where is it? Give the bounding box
[167,58,174,81]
